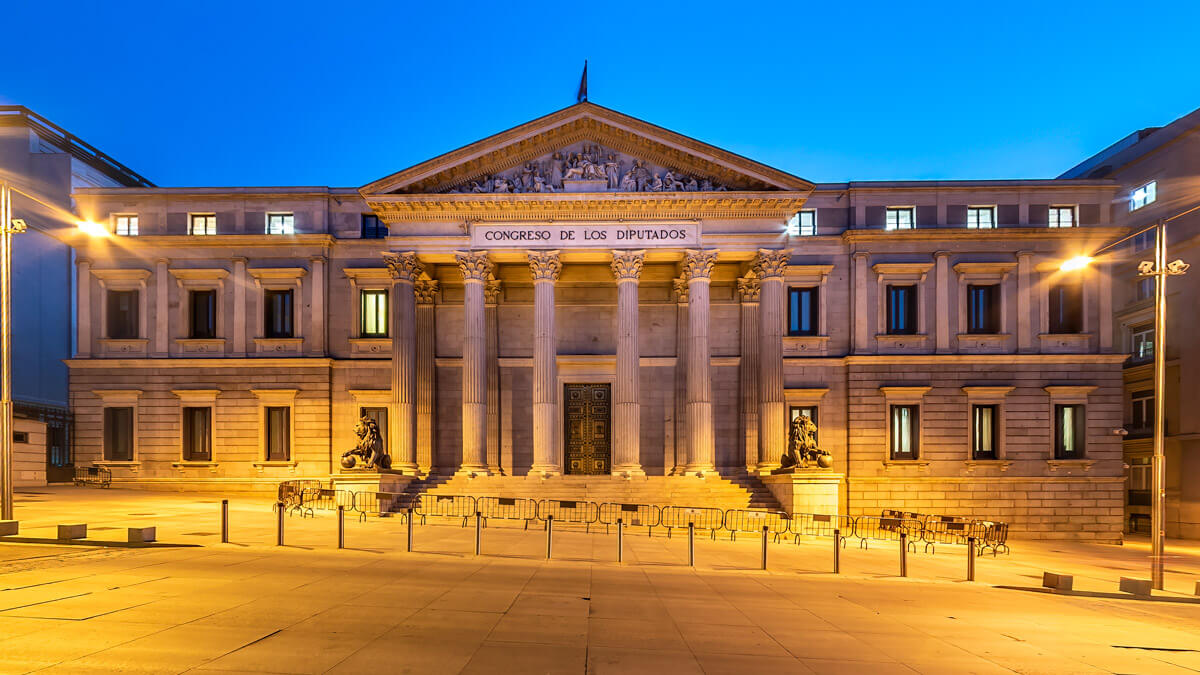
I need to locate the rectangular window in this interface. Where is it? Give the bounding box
[1048,206,1076,228]
[360,406,388,452]
[360,289,389,338]
[787,286,819,336]
[265,406,291,461]
[1131,229,1155,252]
[786,210,816,236]
[1130,390,1154,435]
[1054,404,1085,459]
[966,206,995,229]
[114,214,138,236]
[885,207,915,231]
[1048,283,1083,333]
[106,289,139,339]
[971,405,998,460]
[182,406,212,461]
[889,405,919,459]
[103,407,134,461]
[966,284,1000,334]
[263,289,294,338]
[189,290,216,339]
[789,405,818,444]
[188,214,217,235]
[1130,181,1157,211]
[886,284,917,335]
[1134,277,1154,302]
[361,214,388,239]
[1131,326,1154,362]
[266,212,295,235]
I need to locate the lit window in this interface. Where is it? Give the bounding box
[1131,229,1154,251]
[886,284,917,335]
[1130,326,1153,362]
[360,289,389,338]
[787,210,816,236]
[890,405,919,459]
[188,214,217,235]
[789,405,818,444]
[1048,206,1076,228]
[1130,390,1154,434]
[1054,404,1085,459]
[361,214,388,239]
[114,214,138,236]
[266,213,295,235]
[885,207,915,231]
[787,286,819,336]
[1130,181,1157,211]
[966,206,995,229]
[971,404,998,460]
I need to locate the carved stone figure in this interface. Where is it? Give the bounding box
[646,174,663,192]
[550,152,564,188]
[340,415,391,470]
[684,176,698,191]
[604,155,620,188]
[633,160,651,191]
[781,414,832,470]
[619,169,637,192]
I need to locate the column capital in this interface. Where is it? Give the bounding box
[737,275,761,302]
[484,278,502,304]
[753,248,791,280]
[1016,250,1035,259]
[77,257,92,267]
[682,249,719,282]
[527,250,562,282]
[155,257,170,267]
[415,279,439,304]
[672,276,689,303]
[384,251,424,282]
[610,250,645,282]
[852,251,870,262]
[933,250,951,259]
[454,250,493,282]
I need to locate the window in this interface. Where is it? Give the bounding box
[1130,390,1154,435]
[106,290,139,339]
[103,407,134,461]
[1131,326,1154,362]
[1048,206,1076,228]
[360,289,389,338]
[114,214,138,236]
[885,207,915,231]
[266,212,295,235]
[789,405,818,444]
[263,289,294,338]
[360,407,388,451]
[787,286,819,336]
[1054,404,1085,459]
[1131,229,1155,252]
[189,290,216,339]
[787,210,816,236]
[966,284,1000,334]
[889,405,919,459]
[13,431,28,443]
[1048,282,1082,333]
[966,206,995,229]
[1128,457,1151,506]
[265,406,291,461]
[886,284,917,335]
[1130,181,1157,211]
[1134,277,1154,302]
[188,214,217,235]
[971,405,998,460]
[361,214,388,239]
[182,406,212,461]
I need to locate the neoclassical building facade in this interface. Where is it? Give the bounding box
[69,103,1128,540]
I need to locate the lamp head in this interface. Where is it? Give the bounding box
[76,221,110,238]
[1060,256,1093,272]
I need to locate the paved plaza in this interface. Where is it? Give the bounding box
[1,488,1200,674]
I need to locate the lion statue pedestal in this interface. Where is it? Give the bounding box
[330,416,414,494]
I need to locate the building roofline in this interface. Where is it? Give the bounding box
[811,178,1119,191]
[1059,105,1200,179]
[73,186,363,197]
[0,105,155,188]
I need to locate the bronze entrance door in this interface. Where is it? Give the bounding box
[563,383,611,475]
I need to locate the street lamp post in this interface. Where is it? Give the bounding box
[0,182,28,521]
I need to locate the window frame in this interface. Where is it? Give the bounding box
[360,288,389,338]
[188,213,217,236]
[189,289,217,340]
[251,389,298,464]
[1048,281,1084,334]
[1053,404,1086,459]
[265,212,295,235]
[787,286,819,336]
[94,390,141,464]
[787,210,817,237]
[1045,385,1095,461]
[1048,205,1077,228]
[884,206,916,231]
[360,406,389,453]
[105,289,140,340]
[361,214,388,239]
[962,386,1012,462]
[112,213,138,236]
[971,404,999,460]
[966,205,996,229]
[1129,389,1154,436]
[885,284,918,335]
[172,389,219,463]
[1130,325,1154,363]
[880,386,929,463]
[966,284,1001,334]
[1129,181,1157,211]
[263,289,294,339]
[889,405,920,460]
[103,406,135,462]
[182,406,213,462]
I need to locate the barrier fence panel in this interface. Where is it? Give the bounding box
[789,513,853,546]
[352,491,405,521]
[294,488,356,518]
[978,521,1010,556]
[723,509,790,542]
[536,500,600,531]
[415,494,477,526]
[598,503,661,536]
[661,506,724,539]
[477,497,539,529]
[277,480,321,513]
[73,466,113,488]
[850,515,922,550]
[918,516,978,553]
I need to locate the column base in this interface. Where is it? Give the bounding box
[392,462,420,476]
[529,465,562,477]
[754,462,781,475]
[455,465,492,477]
[611,465,646,478]
[682,465,719,477]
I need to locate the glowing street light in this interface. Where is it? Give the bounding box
[76,220,110,238]
[1059,255,1093,272]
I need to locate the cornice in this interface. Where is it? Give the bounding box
[70,234,337,249]
[843,226,1127,243]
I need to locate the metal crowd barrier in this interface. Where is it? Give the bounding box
[536,499,600,531]
[660,506,724,539]
[789,513,853,546]
[977,521,1010,556]
[294,488,355,518]
[277,479,321,512]
[478,496,539,529]
[723,509,790,542]
[73,466,113,488]
[598,502,661,536]
[352,491,406,522]
[849,514,924,550]
[415,494,476,526]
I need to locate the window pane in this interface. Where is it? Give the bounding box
[887,285,916,335]
[788,287,818,336]
[264,290,294,338]
[972,405,997,459]
[183,407,211,461]
[1049,283,1082,333]
[104,407,133,461]
[266,407,290,461]
[890,405,918,459]
[789,406,818,444]
[360,406,388,451]
[190,290,216,339]
[361,290,388,337]
[107,290,138,339]
[1055,404,1085,459]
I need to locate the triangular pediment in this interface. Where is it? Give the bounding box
[360,102,813,196]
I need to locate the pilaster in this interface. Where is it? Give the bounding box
[1017,251,1033,353]
[232,257,247,357]
[309,256,326,355]
[738,275,761,471]
[670,276,688,474]
[76,258,91,358]
[852,251,869,353]
[934,251,951,354]
[415,279,438,473]
[611,250,645,476]
[154,258,169,357]
[485,278,503,474]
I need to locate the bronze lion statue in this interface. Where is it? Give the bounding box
[340,415,391,470]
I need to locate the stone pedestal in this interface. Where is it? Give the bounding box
[330,471,415,494]
[761,471,843,516]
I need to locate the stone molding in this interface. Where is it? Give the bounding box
[382,251,424,282]
[672,277,689,302]
[483,279,502,303]
[527,250,563,282]
[754,249,791,280]
[454,251,493,282]
[414,279,439,304]
[737,275,761,302]
[610,250,645,281]
[681,249,718,281]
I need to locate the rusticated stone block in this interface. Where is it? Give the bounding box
[1119,577,1151,597]
[57,523,87,540]
[1042,572,1073,591]
[127,527,156,544]
[0,520,17,536]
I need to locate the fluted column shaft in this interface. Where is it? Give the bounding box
[485,280,502,474]
[455,251,492,473]
[756,249,790,471]
[611,250,645,475]
[529,250,562,475]
[384,252,422,474]
[670,278,688,474]
[415,280,438,472]
[738,276,761,471]
[683,249,718,474]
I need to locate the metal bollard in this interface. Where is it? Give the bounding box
[546,515,554,559]
[833,528,840,574]
[475,511,482,556]
[899,533,908,577]
[617,518,624,563]
[967,536,976,581]
[688,522,695,567]
[220,499,229,543]
[761,525,768,570]
[337,506,345,550]
[276,502,284,546]
[406,508,414,552]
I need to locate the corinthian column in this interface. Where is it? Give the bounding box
[415,279,438,473]
[737,275,761,471]
[683,249,719,475]
[485,279,503,474]
[528,250,562,475]
[755,249,790,471]
[383,251,422,474]
[611,250,645,476]
[670,277,688,474]
[455,251,492,473]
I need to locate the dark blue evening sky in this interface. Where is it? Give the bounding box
[4,0,1199,187]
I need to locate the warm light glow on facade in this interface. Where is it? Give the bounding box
[76,220,110,238]
[1060,255,1093,272]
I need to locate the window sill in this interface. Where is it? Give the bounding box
[882,459,931,471]
[172,461,218,469]
[175,338,226,355]
[782,335,830,355]
[253,461,297,468]
[254,338,303,355]
[874,334,929,352]
[98,339,149,356]
[957,333,1010,342]
[964,460,1013,473]
[1047,459,1095,473]
[95,461,140,470]
[349,338,392,356]
[1038,333,1091,352]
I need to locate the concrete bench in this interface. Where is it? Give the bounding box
[0,520,17,537]
[127,527,156,544]
[57,524,87,540]
[1042,572,1073,592]
[1119,577,1151,597]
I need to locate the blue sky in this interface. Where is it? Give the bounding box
[4,0,1199,187]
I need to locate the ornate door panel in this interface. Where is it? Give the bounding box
[563,383,611,475]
